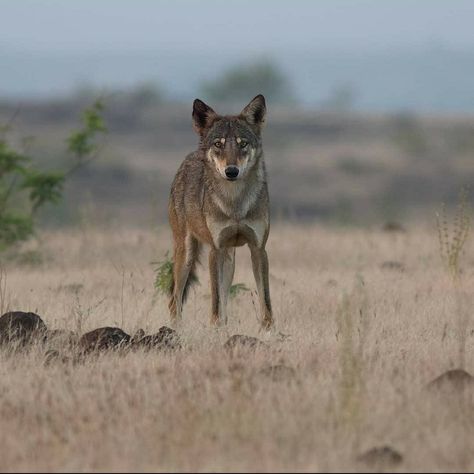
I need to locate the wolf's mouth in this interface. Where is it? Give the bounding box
[225,177,238,182]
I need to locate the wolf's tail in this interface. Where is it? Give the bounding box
[168,242,201,308]
[182,266,199,303]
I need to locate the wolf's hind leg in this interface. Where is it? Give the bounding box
[169,234,200,325]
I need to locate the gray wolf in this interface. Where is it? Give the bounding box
[168,94,273,329]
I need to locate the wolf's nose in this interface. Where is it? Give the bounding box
[225,166,239,179]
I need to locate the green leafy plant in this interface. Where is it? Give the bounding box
[229,282,250,299]
[0,100,106,250]
[152,253,174,295]
[67,100,107,171]
[152,252,251,302]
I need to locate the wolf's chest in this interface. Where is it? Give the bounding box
[206,217,266,249]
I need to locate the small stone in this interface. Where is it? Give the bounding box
[357,445,403,467]
[383,221,406,233]
[79,327,131,353]
[131,328,145,343]
[132,326,181,351]
[426,369,474,392]
[0,311,47,346]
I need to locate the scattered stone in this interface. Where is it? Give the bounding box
[426,369,474,392]
[131,328,145,343]
[132,326,181,351]
[357,445,403,468]
[79,327,131,353]
[258,364,296,382]
[383,221,406,233]
[380,261,405,271]
[0,311,47,346]
[224,334,268,353]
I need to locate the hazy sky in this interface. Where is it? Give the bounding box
[2,0,474,54]
[2,1,474,110]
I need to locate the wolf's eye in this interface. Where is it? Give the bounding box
[213,140,222,148]
[239,140,248,149]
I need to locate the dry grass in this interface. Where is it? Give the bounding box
[1,223,474,472]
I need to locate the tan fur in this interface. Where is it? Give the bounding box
[168,95,273,329]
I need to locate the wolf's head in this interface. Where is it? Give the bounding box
[192,95,266,181]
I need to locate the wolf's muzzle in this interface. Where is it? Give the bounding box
[225,166,239,180]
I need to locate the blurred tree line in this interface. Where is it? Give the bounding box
[200,58,295,105]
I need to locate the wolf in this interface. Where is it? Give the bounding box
[168,94,273,329]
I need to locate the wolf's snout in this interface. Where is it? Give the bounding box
[225,166,239,180]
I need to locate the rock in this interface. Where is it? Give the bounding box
[0,311,47,346]
[383,221,406,233]
[79,327,131,353]
[258,364,296,382]
[325,279,338,288]
[224,334,268,353]
[426,369,474,392]
[357,445,403,467]
[131,328,145,343]
[132,326,181,351]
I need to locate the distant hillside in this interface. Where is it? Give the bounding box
[0,97,473,227]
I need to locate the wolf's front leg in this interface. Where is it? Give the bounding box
[250,246,273,330]
[209,247,235,326]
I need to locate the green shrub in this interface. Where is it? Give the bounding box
[0,100,106,250]
[152,252,250,301]
[153,253,174,295]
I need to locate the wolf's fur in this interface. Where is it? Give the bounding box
[168,95,273,329]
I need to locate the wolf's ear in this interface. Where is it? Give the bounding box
[240,94,266,129]
[192,99,217,135]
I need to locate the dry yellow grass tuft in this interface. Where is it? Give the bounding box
[0,223,473,471]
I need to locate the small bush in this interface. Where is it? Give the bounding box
[229,283,250,299]
[152,253,250,301]
[152,253,174,295]
[0,100,106,250]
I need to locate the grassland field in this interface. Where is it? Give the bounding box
[0,222,473,472]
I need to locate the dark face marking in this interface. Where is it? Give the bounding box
[203,118,262,179]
